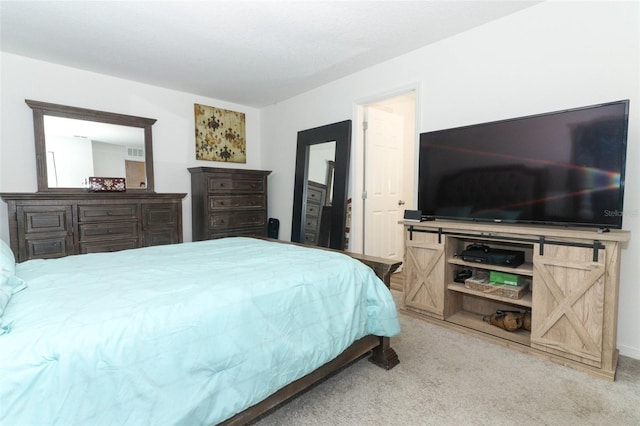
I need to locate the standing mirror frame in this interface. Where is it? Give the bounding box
[291,120,351,250]
[25,99,156,193]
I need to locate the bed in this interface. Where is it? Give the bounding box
[0,236,400,425]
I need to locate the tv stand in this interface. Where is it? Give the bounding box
[401,220,630,380]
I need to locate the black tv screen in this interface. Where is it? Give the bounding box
[418,100,630,229]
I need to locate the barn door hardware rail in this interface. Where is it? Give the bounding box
[407,226,605,262]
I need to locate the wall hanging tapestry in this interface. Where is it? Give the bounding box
[194,103,246,163]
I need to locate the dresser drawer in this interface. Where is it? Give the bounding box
[209,211,266,229]
[143,203,178,227]
[208,195,265,211]
[79,239,139,254]
[305,201,322,219]
[143,229,178,247]
[208,227,266,239]
[207,177,265,194]
[79,220,138,241]
[304,215,320,230]
[24,237,73,260]
[17,206,72,235]
[78,204,138,222]
[303,232,318,244]
[307,185,325,203]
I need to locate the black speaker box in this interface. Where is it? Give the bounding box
[404,209,422,222]
[267,218,280,239]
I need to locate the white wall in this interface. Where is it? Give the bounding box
[308,141,335,184]
[0,52,262,242]
[46,135,93,187]
[92,140,126,178]
[261,1,640,359]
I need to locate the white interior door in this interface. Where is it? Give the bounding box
[364,106,405,260]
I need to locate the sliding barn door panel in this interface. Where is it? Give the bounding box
[404,235,445,319]
[531,244,609,368]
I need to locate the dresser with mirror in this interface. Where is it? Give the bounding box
[1,100,186,262]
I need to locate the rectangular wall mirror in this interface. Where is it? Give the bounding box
[26,99,156,193]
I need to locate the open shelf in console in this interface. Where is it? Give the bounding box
[447,236,533,310]
[449,257,534,276]
[447,282,532,308]
[446,310,531,346]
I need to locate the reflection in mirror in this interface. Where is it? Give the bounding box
[306,141,336,246]
[26,99,156,193]
[43,116,146,189]
[325,160,335,205]
[291,120,351,250]
[308,142,335,188]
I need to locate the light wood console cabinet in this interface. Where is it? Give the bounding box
[1,193,186,262]
[401,220,630,380]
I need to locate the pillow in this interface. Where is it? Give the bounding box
[0,277,13,317]
[1,242,26,334]
[0,239,26,294]
[0,238,15,272]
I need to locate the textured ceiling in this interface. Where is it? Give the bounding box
[0,1,539,107]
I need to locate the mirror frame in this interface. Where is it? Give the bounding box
[25,99,157,193]
[291,120,351,250]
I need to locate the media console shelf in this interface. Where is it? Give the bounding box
[401,220,630,380]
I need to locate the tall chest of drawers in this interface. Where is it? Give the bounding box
[188,167,271,241]
[303,181,327,245]
[1,192,186,262]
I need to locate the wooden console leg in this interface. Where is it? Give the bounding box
[368,336,399,370]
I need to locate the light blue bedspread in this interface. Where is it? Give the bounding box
[0,237,400,425]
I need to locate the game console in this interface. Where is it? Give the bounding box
[460,243,525,267]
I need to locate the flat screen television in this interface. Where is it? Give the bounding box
[418,100,630,229]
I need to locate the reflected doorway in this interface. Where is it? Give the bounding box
[306,141,335,246]
[125,160,146,188]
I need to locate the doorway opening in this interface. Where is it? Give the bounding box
[352,90,417,264]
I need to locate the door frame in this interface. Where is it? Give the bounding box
[350,83,422,255]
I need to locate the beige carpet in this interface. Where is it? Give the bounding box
[255,290,640,425]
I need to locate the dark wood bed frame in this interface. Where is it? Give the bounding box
[221,243,401,425]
